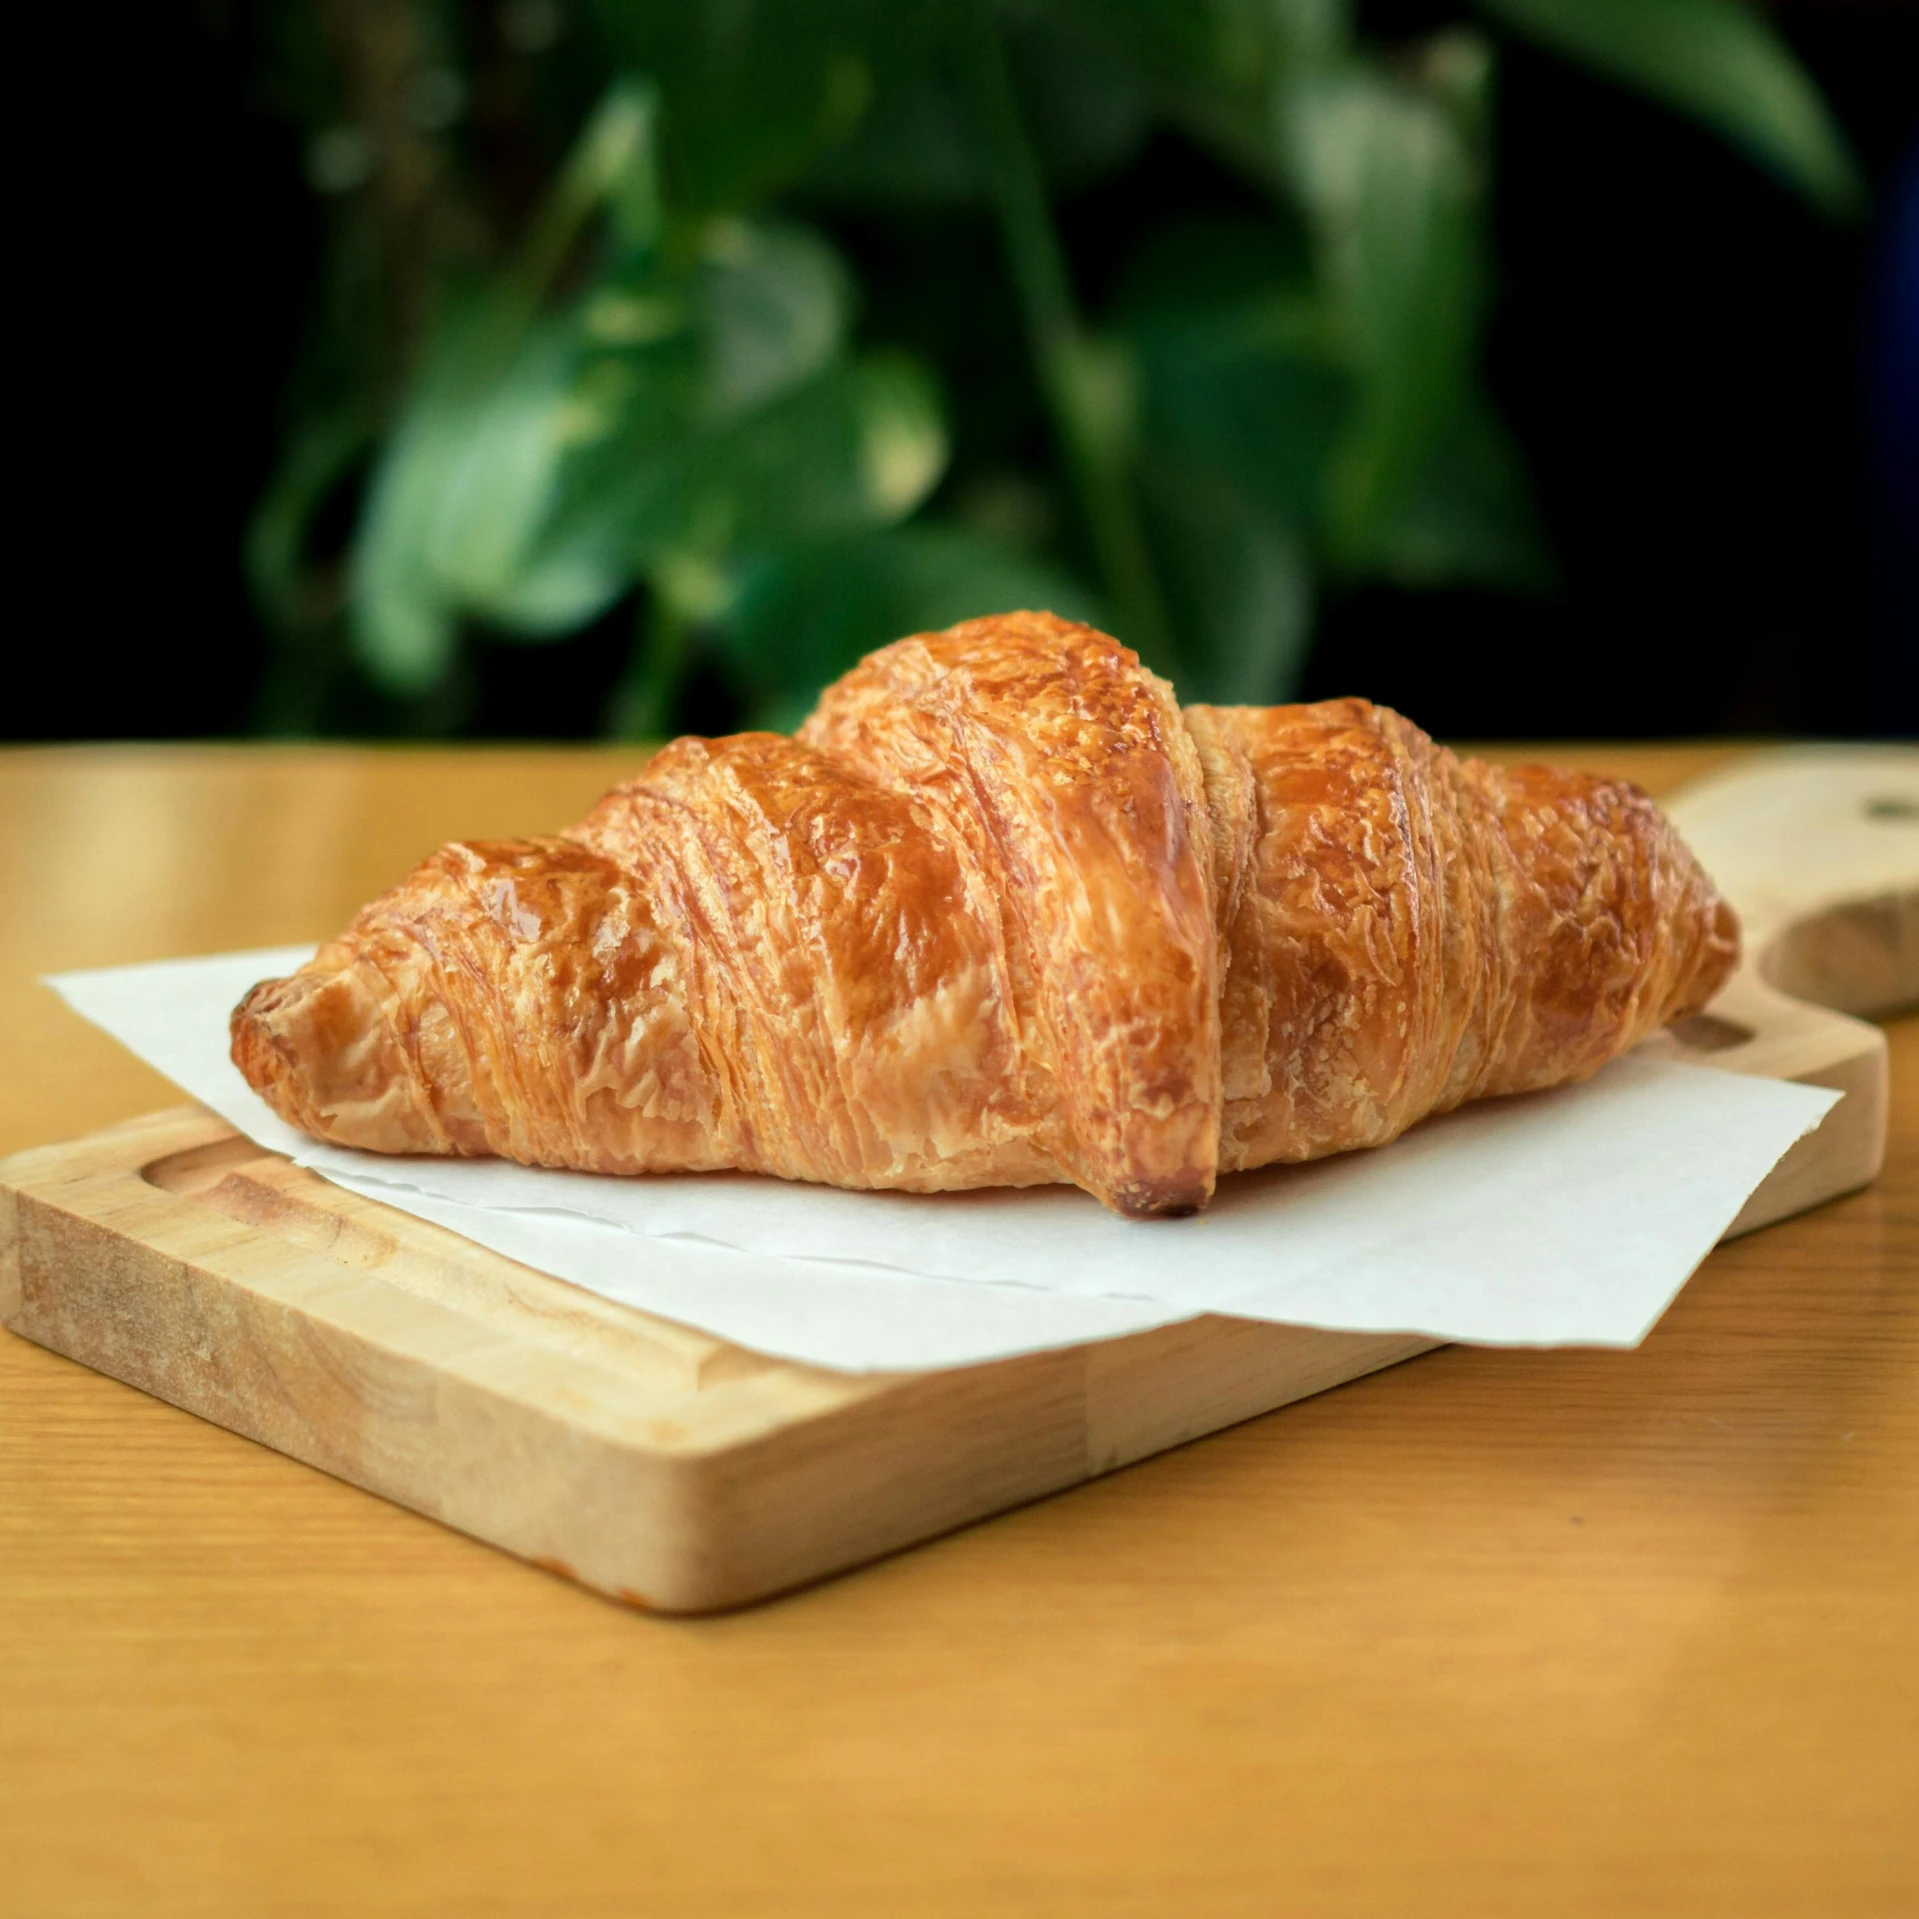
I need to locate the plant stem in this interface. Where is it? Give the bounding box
[510,81,661,316]
[964,8,1176,669]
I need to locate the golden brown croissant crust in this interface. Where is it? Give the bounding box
[232,612,1739,1216]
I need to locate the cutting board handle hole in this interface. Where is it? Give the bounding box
[143,1134,274,1195]
[1863,795,1919,821]
[1760,893,1919,1021]
[1668,1012,1755,1053]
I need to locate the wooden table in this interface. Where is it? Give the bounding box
[3,744,1913,1918]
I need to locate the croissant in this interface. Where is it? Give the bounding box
[232,612,1738,1218]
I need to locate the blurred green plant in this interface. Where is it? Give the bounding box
[250,0,1861,736]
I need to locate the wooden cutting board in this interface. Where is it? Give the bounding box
[3,750,1911,1612]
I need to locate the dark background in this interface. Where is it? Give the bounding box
[25,0,1919,744]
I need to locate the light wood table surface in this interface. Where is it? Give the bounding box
[2,744,1914,1918]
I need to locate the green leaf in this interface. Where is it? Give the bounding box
[1141,456,1316,705]
[357,301,645,667]
[588,81,668,252]
[350,299,506,691]
[519,348,947,639]
[515,215,861,579]
[515,79,666,295]
[1116,215,1346,692]
[1113,211,1313,317]
[1477,0,1864,218]
[1008,21,1158,192]
[246,411,371,635]
[803,68,979,204]
[719,524,1102,729]
[1282,57,1488,567]
[419,317,614,623]
[851,352,952,518]
[673,352,950,558]
[1049,0,1354,186]
[348,81,678,686]
[1362,394,1556,593]
[586,0,879,212]
[695,219,853,418]
[507,300,942,641]
[1058,0,1352,117]
[1128,288,1347,530]
[351,197,899,676]
[806,14,1154,205]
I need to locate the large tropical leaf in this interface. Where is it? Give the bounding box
[352,287,676,680]
[348,136,943,684]
[1478,0,1864,217]
[1283,53,1489,570]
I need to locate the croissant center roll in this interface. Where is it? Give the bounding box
[231,611,1739,1217]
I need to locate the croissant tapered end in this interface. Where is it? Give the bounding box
[1470,759,1743,1079]
[232,956,454,1156]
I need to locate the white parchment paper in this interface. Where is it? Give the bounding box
[49,948,1840,1372]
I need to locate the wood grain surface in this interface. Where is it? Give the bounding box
[2,743,1914,1918]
